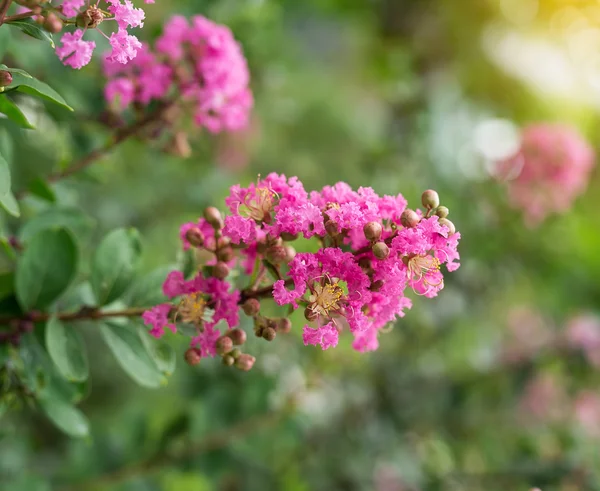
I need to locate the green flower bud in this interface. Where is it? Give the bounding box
[438,218,456,235]
[215,335,234,355]
[212,262,230,279]
[435,206,449,219]
[363,221,383,241]
[401,209,420,228]
[262,327,277,341]
[277,318,292,333]
[184,348,202,366]
[203,206,223,229]
[372,241,390,260]
[421,189,440,209]
[242,298,260,316]
[235,353,256,371]
[226,328,247,346]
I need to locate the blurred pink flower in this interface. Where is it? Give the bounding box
[501,306,553,364]
[573,391,600,437]
[519,373,567,423]
[565,314,600,366]
[497,124,595,227]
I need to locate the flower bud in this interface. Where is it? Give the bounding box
[304,307,318,322]
[185,227,204,248]
[222,354,235,366]
[400,209,420,228]
[438,218,456,235]
[76,6,104,28]
[18,320,34,333]
[235,353,256,371]
[283,245,296,263]
[216,246,234,262]
[325,220,340,237]
[421,189,440,209]
[281,232,299,242]
[435,206,449,219]
[363,221,383,241]
[215,335,234,355]
[242,298,260,316]
[0,70,12,87]
[43,13,63,33]
[212,261,230,279]
[369,280,384,292]
[262,327,277,341]
[372,242,390,260]
[230,348,241,359]
[277,318,292,334]
[254,327,264,337]
[265,245,287,264]
[226,328,247,346]
[184,348,202,366]
[203,206,223,229]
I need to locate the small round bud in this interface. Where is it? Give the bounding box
[265,245,287,264]
[283,245,296,263]
[43,13,63,33]
[254,327,264,338]
[212,262,230,279]
[262,327,277,341]
[325,220,340,237]
[215,335,234,355]
[358,257,372,271]
[281,232,299,242]
[230,348,241,359]
[203,207,223,229]
[242,298,260,316]
[0,70,12,87]
[76,6,104,28]
[369,280,384,292]
[18,320,34,333]
[372,242,390,260]
[421,189,440,209]
[435,206,449,219]
[438,218,456,235]
[216,246,234,262]
[304,307,318,322]
[363,221,383,241]
[226,328,247,346]
[235,353,256,371]
[184,348,202,366]
[185,227,204,248]
[222,354,235,366]
[400,209,420,228]
[277,318,292,334]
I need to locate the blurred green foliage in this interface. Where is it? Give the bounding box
[2,0,600,490]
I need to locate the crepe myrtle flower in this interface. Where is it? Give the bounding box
[54,0,152,69]
[142,174,461,369]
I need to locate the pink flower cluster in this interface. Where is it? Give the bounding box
[104,15,253,133]
[142,174,461,366]
[497,124,595,226]
[54,0,154,69]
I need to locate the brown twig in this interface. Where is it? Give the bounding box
[2,10,34,23]
[17,101,176,200]
[59,400,294,490]
[0,0,12,25]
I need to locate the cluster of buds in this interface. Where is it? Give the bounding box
[142,174,461,370]
[13,0,155,69]
[102,14,252,149]
[0,70,13,92]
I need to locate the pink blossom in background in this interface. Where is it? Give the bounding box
[103,14,253,134]
[565,313,600,367]
[374,464,410,491]
[519,373,567,423]
[142,175,461,359]
[496,124,595,227]
[573,391,600,437]
[501,306,553,364]
[52,0,154,69]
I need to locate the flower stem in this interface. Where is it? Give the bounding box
[0,0,13,25]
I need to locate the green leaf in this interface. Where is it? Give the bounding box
[45,317,89,382]
[138,323,176,376]
[0,236,16,261]
[0,152,19,217]
[15,228,78,310]
[0,26,11,60]
[19,207,95,242]
[91,228,142,306]
[0,271,14,301]
[5,19,54,48]
[126,266,176,307]
[28,177,56,202]
[1,64,73,111]
[100,321,165,388]
[38,396,90,438]
[0,95,35,129]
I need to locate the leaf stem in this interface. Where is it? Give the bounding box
[2,10,34,23]
[0,0,12,25]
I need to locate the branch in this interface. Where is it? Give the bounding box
[0,0,12,25]
[59,400,295,490]
[2,10,34,22]
[17,101,176,200]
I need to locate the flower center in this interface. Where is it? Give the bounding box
[76,6,105,29]
[239,186,275,222]
[406,254,440,282]
[308,281,344,317]
[176,293,206,324]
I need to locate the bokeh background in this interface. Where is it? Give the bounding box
[2,0,600,489]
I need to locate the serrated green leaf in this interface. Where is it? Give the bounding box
[100,321,165,388]
[91,228,142,306]
[1,64,72,111]
[5,19,54,48]
[45,317,89,382]
[38,396,89,438]
[19,207,95,242]
[0,95,35,129]
[137,323,176,376]
[15,228,78,310]
[28,177,56,202]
